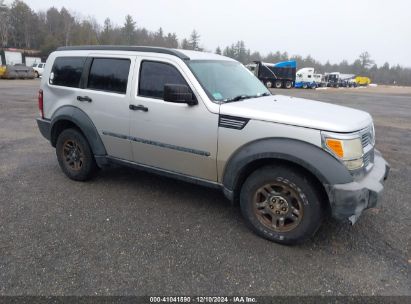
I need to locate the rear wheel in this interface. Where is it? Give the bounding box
[302,83,308,89]
[285,81,292,89]
[240,165,323,244]
[265,81,273,88]
[56,128,97,181]
[274,80,282,88]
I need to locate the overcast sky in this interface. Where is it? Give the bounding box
[17,0,411,67]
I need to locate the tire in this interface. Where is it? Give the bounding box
[285,80,292,89]
[311,83,317,89]
[56,128,98,181]
[302,83,308,89]
[34,71,39,78]
[240,165,324,245]
[274,80,282,89]
[265,81,272,88]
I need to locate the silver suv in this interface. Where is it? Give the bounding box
[36,46,389,244]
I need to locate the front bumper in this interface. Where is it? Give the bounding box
[327,150,390,224]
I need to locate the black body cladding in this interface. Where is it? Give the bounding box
[49,106,107,156]
[222,138,354,201]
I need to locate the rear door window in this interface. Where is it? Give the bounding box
[138,61,187,99]
[50,57,86,88]
[87,58,131,94]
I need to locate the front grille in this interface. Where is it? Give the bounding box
[361,132,371,148]
[360,125,375,170]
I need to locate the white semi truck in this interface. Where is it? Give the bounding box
[295,67,323,89]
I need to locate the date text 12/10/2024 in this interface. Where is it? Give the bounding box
[150,297,257,303]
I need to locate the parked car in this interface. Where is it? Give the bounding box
[0,64,35,79]
[32,62,46,78]
[36,46,390,244]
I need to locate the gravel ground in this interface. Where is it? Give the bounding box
[0,80,410,296]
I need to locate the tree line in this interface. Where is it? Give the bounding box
[1,0,410,85]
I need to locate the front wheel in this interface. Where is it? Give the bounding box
[56,128,98,181]
[240,165,324,245]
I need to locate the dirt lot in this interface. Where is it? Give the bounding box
[0,80,410,296]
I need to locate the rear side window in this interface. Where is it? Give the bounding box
[50,57,86,88]
[138,61,187,99]
[87,58,130,94]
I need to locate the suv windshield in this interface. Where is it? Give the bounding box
[188,60,270,102]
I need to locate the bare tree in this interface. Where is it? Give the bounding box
[10,0,36,48]
[60,8,74,46]
[0,0,10,47]
[359,51,374,69]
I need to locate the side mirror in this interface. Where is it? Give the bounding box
[164,84,197,106]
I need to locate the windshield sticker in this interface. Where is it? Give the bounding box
[213,92,223,100]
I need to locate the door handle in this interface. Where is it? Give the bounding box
[77,96,92,102]
[129,104,148,112]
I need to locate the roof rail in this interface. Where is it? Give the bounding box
[56,45,190,60]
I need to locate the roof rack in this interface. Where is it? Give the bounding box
[56,45,190,60]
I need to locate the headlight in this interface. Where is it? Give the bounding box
[323,136,364,170]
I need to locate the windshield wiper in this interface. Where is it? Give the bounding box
[224,92,271,103]
[224,95,253,103]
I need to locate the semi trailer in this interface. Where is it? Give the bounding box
[246,60,296,89]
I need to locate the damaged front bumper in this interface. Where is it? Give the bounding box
[327,150,390,224]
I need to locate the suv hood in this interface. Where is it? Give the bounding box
[220,95,372,132]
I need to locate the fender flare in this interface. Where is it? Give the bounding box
[222,138,353,200]
[50,105,107,156]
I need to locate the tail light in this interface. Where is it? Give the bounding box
[38,89,44,119]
